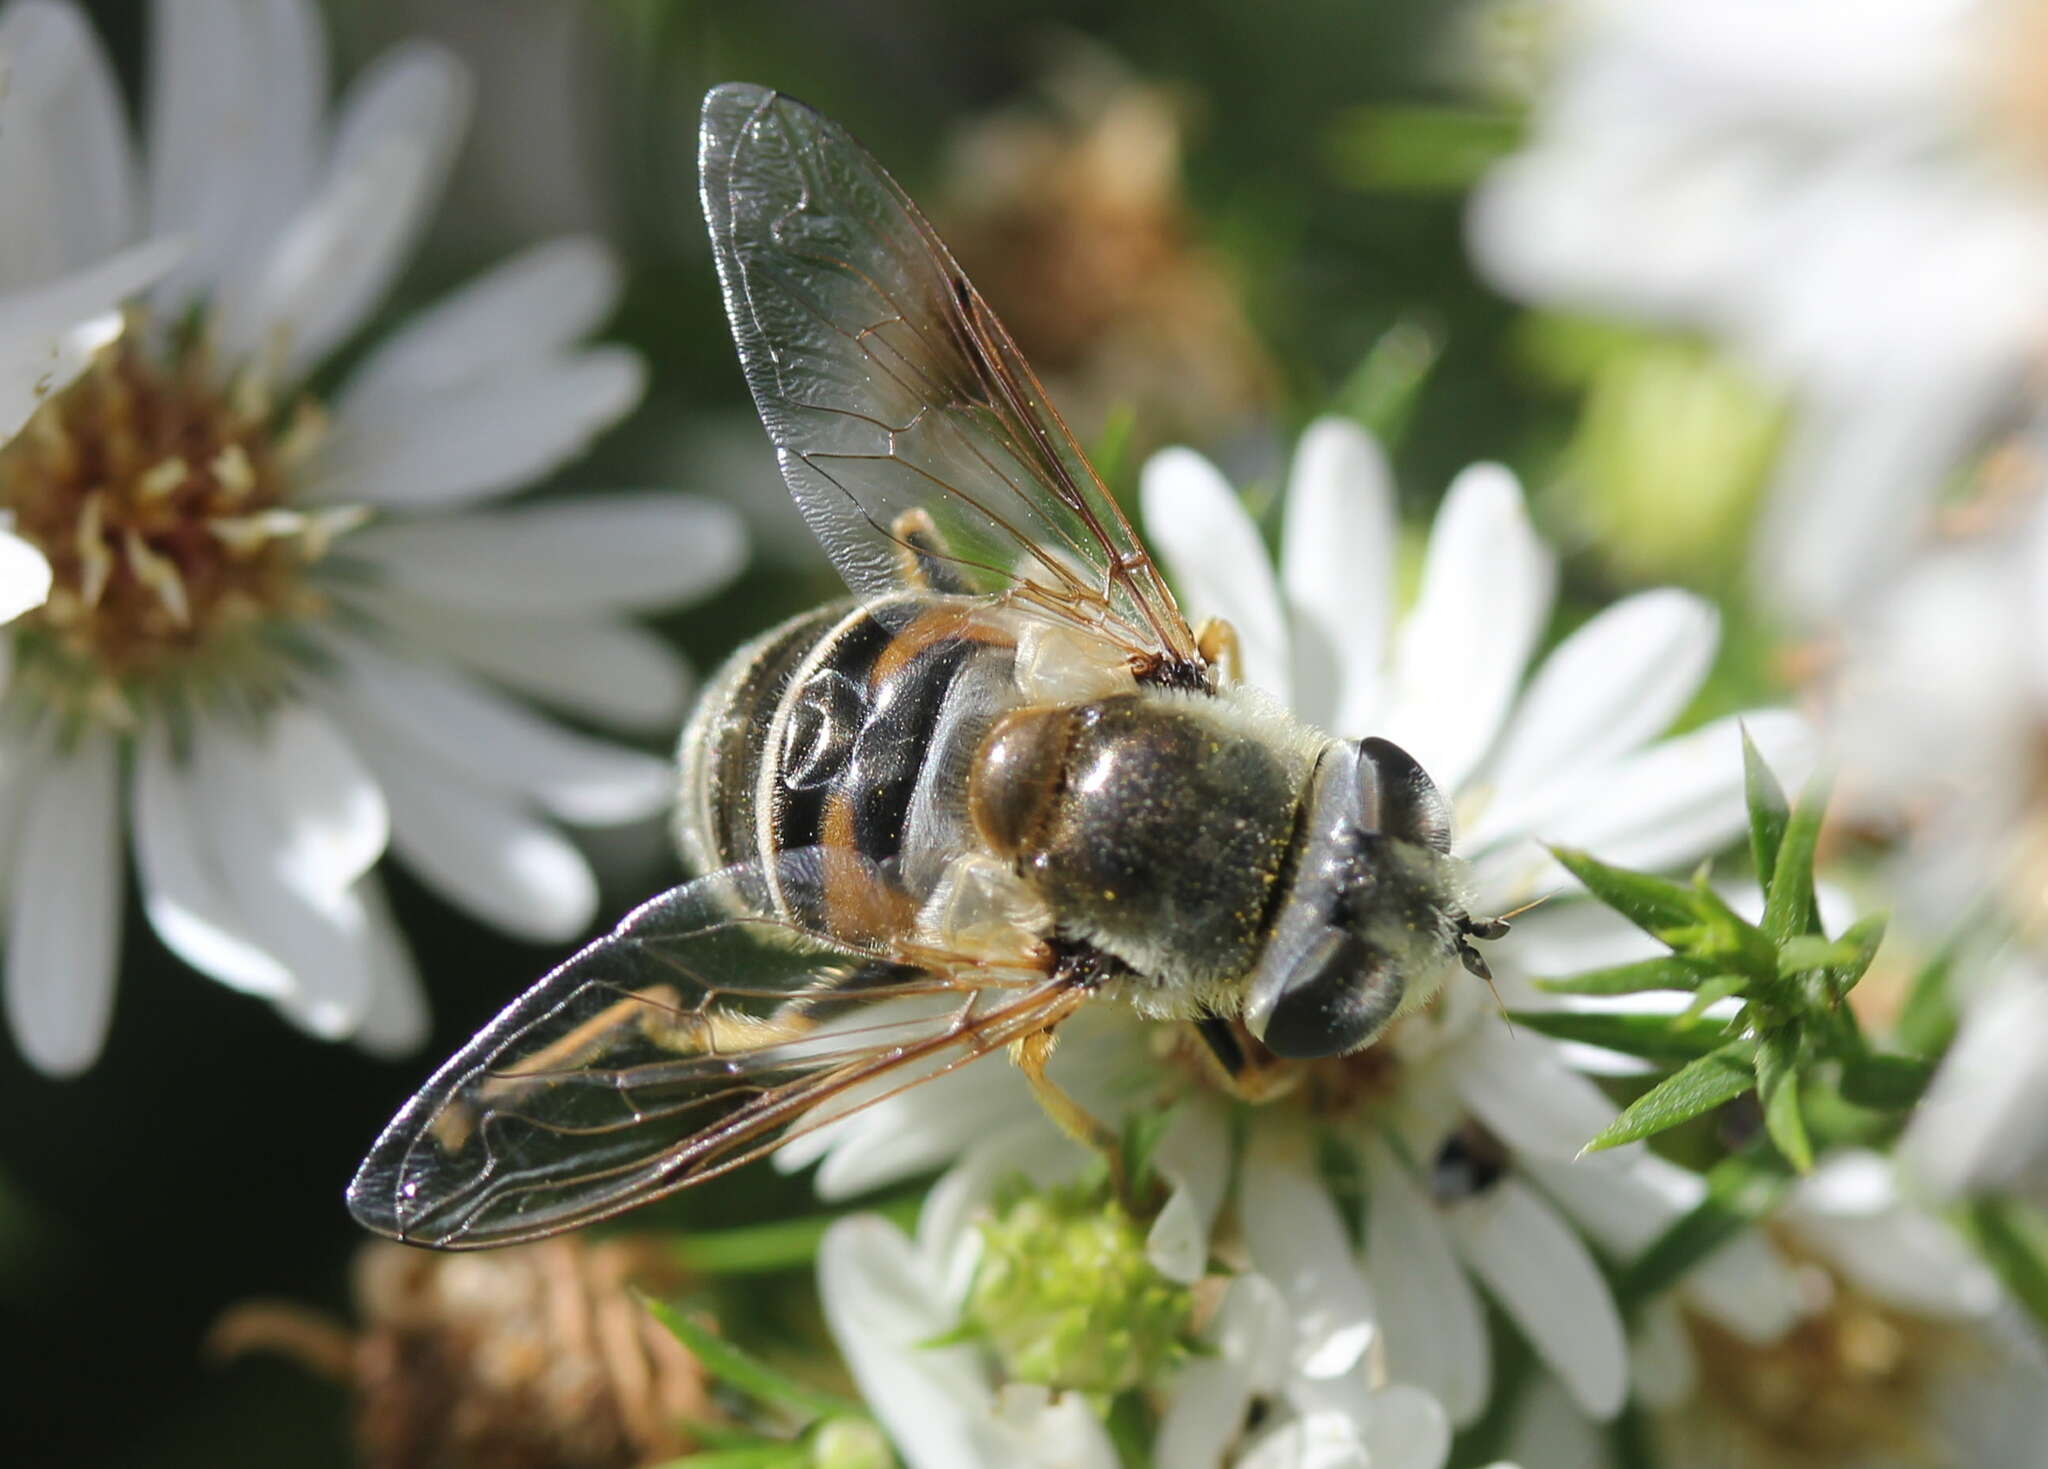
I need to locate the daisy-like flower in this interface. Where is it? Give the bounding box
[0,0,744,1076]
[1507,1151,2048,1469]
[0,5,186,445]
[785,419,1811,1438]
[818,1150,1453,1469]
[1467,0,2048,624]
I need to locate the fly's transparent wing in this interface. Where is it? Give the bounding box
[347,850,1080,1250]
[700,82,1205,685]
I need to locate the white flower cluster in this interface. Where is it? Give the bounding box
[1472,0,2048,1233]
[800,424,2047,1466]
[0,0,742,1074]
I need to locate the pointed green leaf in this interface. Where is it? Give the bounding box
[1583,1040,1758,1153]
[1506,1010,1737,1063]
[1684,881,1784,991]
[639,1293,866,1424]
[1753,1028,1813,1172]
[1762,770,1830,943]
[1776,935,1860,975]
[1534,955,1731,996]
[1550,847,1705,940]
[1819,914,1886,1004]
[1618,1144,1795,1305]
[1741,726,1790,893]
[1895,943,1960,1060]
[1837,1051,1936,1110]
[1678,972,1751,1024]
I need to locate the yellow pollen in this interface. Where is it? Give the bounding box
[0,331,366,722]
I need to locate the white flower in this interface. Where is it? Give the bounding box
[818,1167,1452,1469]
[790,420,1810,1433]
[1900,952,2048,1209]
[1509,1151,2048,1469]
[0,0,745,1076]
[1468,0,2048,623]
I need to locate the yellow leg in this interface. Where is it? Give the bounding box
[1196,616,1243,685]
[1013,1028,1130,1203]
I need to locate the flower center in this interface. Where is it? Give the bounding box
[1678,1269,1970,1467]
[0,329,363,728]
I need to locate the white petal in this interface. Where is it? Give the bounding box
[1475,590,1720,840]
[1471,709,1813,906]
[367,591,692,734]
[329,707,599,944]
[1382,465,1555,794]
[1787,1151,2001,1319]
[337,236,623,416]
[344,493,745,614]
[1156,1273,1293,1468]
[819,1216,996,1469]
[191,711,386,1036]
[225,43,471,378]
[1447,1178,1628,1420]
[1630,1296,1697,1410]
[5,731,121,1075]
[1362,1135,1491,1427]
[319,632,670,825]
[0,530,50,623]
[132,720,291,998]
[0,0,134,285]
[808,1070,1057,1201]
[1901,970,2048,1203]
[308,348,643,509]
[1147,1097,1231,1283]
[349,871,429,1057]
[0,240,180,439]
[146,0,323,309]
[1503,1375,1611,1469]
[1452,1025,1620,1161]
[1241,1123,1377,1379]
[991,1385,1120,1469]
[1355,1383,1451,1469]
[1141,447,1291,703]
[1279,418,1397,732]
[1236,1411,1369,1469]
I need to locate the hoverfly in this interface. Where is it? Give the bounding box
[347,83,1506,1249]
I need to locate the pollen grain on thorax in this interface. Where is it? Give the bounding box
[0,325,366,727]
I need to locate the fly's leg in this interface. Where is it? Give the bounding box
[891,508,973,595]
[1196,616,1243,685]
[1012,1027,1132,1205]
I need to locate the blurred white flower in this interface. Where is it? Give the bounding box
[789,420,1811,1433]
[0,0,744,1076]
[1511,1151,2048,1469]
[1900,953,2048,1208]
[1469,0,2048,623]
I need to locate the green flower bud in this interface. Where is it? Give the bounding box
[810,1417,893,1469]
[963,1188,1192,1395]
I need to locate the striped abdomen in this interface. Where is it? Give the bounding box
[675,595,1026,932]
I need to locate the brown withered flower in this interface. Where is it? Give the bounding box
[938,45,1277,452]
[213,1236,716,1469]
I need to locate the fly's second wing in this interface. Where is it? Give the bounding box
[700,83,1204,686]
[347,852,1080,1249]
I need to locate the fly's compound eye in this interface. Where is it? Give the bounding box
[1357,737,1452,854]
[1247,929,1404,1060]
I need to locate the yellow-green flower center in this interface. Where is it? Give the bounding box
[964,1186,1192,1395]
[0,329,361,729]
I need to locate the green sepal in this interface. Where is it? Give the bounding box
[1741,726,1790,894]
[1957,1198,2048,1343]
[1582,1039,1757,1153]
[1753,1027,1813,1172]
[638,1293,867,1424]
[1762,769,1830,943]
[1505,1010,1736,1064]
[1550,847,1703,941]
[1836,1051,1936,1110]
[1534,955,1731,996]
